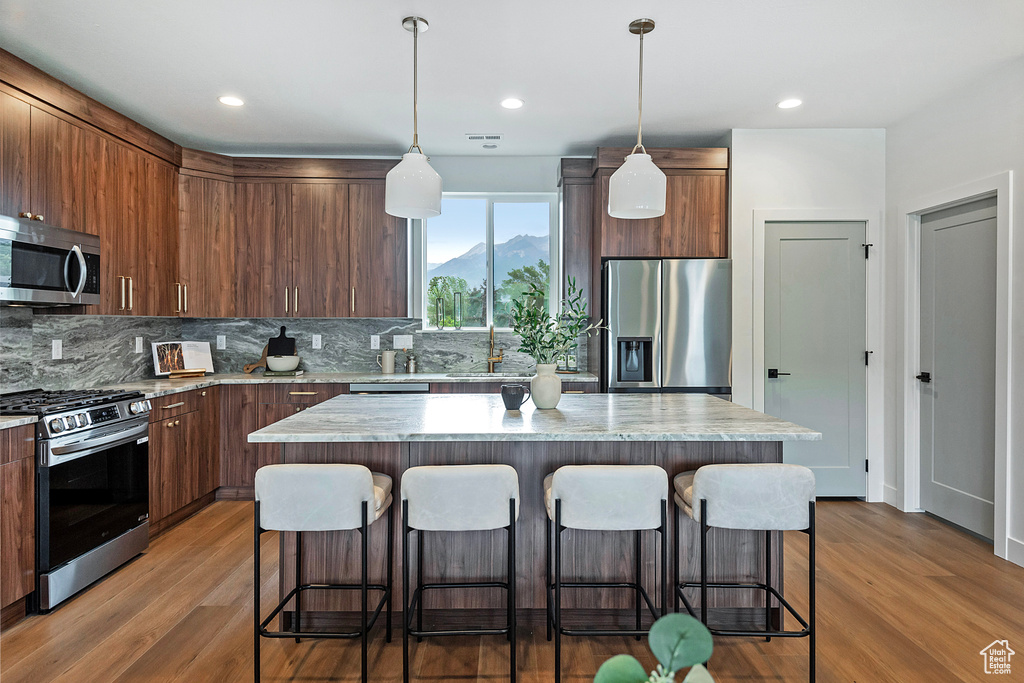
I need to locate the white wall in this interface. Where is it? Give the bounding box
[429,156,562,193]
[885,56,1024,563]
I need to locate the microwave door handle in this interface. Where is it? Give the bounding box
[70,245,87,298]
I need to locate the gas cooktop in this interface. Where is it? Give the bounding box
[0,388,145,416]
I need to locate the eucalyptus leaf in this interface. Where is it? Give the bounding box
[682,664,714,683]
[648,614,714,671]
[593,655,651,683]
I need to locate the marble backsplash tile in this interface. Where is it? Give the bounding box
[1,311,589,392]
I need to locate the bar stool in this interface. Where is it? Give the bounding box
[254,464,393,683]
[674,464,816,681]
[544,465,668,683]
[401,464,520,683]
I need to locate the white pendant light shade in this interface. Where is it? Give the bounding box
[608,153,666,219]
[385,152,442,219]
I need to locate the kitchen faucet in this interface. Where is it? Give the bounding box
[487,325,504,373]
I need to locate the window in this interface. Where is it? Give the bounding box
[412,193,559,329]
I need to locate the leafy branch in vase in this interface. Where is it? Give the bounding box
[509,277,604,365]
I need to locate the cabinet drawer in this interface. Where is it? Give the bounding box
[257,383,346,405]
[149,391,195,422]
[1,425,35,465]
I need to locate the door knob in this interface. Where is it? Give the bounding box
[767,369,791,379]
[916,371,931,383]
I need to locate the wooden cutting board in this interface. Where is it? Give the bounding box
[244,345,269,374]
[267,326,296,357]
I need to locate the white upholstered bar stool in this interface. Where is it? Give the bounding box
[674,464,816,682]
[253,464,393,683]
[401,464,520,683]
[544,465,669,683]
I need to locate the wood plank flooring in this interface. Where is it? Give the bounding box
[2,500,1021,682]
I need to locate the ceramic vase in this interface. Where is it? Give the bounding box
[531,363,562,409]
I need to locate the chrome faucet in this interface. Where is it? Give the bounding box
[487,325,504,373]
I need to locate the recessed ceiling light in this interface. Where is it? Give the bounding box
[218,96,244,107]
[777,98,802,109]
[500,98,524,110]
[482,143,499,149]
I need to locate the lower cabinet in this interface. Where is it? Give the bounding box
[148,388,219,530]
[1,425,35,613]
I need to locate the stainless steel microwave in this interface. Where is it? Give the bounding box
[0,214,100,306]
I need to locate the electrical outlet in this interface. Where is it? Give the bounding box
[52,339,62,360]
[135,337,143,353]
[217,335,227,350]
[370,335,380,350]
[393,334,414,349]
[312,334,322,350]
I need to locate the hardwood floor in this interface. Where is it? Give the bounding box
[1,500,1021,682]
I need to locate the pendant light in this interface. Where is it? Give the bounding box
[386,16,443,219]
[608,18,666,220]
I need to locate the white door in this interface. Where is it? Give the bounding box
[919,197,997,539]
[765,222,867,497]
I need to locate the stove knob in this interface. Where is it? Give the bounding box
[49,418,65,433]
[76,413,88,427]
[128,402,141,415]
[143,400,152,412]
[64,416,77,430]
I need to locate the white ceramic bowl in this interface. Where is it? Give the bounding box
[267,355,301,372]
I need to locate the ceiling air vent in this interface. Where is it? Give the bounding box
[465,133,503,141]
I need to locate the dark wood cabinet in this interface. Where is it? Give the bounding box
[149,414,181,524]
[192,387,220,497]
[291,182,350,317]
[29,106,85,231]
[349,181,407,317]
[1,425,35,612]
[0,90,30,218]
[178,174,235,317]
[234,181,291,318]
[255,383,347,474]
[135,154,179,316]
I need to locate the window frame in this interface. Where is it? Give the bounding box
[411,192,560,330]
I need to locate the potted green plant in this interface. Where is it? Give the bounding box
[594,613,715,683]
[509,277,602,409]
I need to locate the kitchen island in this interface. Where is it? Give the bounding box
[248,393,819,625]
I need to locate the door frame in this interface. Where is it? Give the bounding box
[753,209,884,502]
[899,171,1014,561]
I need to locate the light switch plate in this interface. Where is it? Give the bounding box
[135,337,143,353]
[217,335,227,350]
[312,334,322,350]
[393,334,414,349]
[370,335,380,350]
[52,339,62,360]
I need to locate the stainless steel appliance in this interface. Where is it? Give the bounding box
[0,389,151,612]
[349,383,430,394]
[0,214,100,306]
[604,259,731,396]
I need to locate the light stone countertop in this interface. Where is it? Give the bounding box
[0,415,38,431]
[104,371,598,400]
[247,393,821,443]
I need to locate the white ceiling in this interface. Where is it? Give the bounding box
[1,0,1022,157]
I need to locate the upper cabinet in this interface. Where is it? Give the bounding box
[179,169,235,317]
[349,181,407,318]
[0,91,31,218]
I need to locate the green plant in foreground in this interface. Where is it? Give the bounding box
[509,276,603,364]
[594,613,715,683]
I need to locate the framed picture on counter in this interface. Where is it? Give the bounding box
[151,341,214,377]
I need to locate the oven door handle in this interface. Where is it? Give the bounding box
[45,422,150,466]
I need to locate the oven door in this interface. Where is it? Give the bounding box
[37,419,150,573]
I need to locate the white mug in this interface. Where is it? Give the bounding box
[377,350,396,374]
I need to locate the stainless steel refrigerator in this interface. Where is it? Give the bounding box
[603,259,732,396]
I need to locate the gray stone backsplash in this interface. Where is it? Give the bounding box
[0,310,588,392]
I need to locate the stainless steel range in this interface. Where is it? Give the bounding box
[0,389,152,611]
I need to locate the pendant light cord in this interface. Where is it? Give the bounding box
[409,20,422,154]
[633,27,646,155]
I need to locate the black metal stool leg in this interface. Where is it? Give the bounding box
[361,502,369,683]
[416,528,424,643]
[554,500,563,683]
[700,499,708,626]
[673,501,680,612]
[402,500,410,683]
[809,501,816,683]
[660,500,668,617]
[765,529,772,642]
[294,530,302,643]
[634,529,642,640]
[253,502,261,683]
[386,503,394,643]
[545,512,552,641]
[509,498,517,683]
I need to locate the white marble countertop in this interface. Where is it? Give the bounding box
[104,371,598,399]
[0,415,38,431]
[248,393,821,443]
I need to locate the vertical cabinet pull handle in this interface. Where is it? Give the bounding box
[127,276,133,311]
[284,287,289,313]
[119,276,126,311]
[294,287,298,314]
[183,284,188,314]
[175,283,182,313]
[351,287,355,313]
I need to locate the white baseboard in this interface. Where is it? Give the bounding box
[883,484,899,508]
[1006,537,1024,568]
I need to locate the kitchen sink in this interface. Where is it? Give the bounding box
[445,372,532,378]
